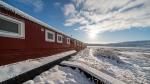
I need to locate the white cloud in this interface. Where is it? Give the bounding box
[54,2,61,7]
[64,4,76,16]
[20,0,44,12]
[72,0,85,7]
[63,0,150,34]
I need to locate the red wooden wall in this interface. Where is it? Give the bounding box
[0,7,86,66]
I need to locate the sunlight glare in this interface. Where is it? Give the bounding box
[89,33,96,39]
[88,30,98,39]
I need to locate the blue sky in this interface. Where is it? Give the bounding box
[3,0,150,44]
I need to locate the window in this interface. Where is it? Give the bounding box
[45,29,55,42]
[0,14,25,38]
[57,34,63,43]
[77,41,79,46]
[67,38,70,44]
[74,40,76,45]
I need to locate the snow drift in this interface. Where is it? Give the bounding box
[23,65,94,84]
[92,48,124,63]
[69,48,150,84]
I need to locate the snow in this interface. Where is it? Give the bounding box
[69,47,150,84]
[92,48,124,63]
[0,1,70,37]
[23,65,94,84]
[61,61,126,84]
[0,50,76,82]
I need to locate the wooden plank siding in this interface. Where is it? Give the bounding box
[0,7,86,66]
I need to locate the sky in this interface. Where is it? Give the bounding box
[2,0,150,44]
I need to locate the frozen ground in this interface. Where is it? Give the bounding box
[23,65,94,84]
[70,47,150,84]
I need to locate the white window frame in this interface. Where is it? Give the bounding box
[74,40,76,45]
[77,41,79,46]
[45,29,55,42]
[57,34,63,43]
[67,38,70,44]
[0,14,25,39]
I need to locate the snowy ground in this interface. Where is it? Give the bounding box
[0,50,76,82]
[1,47,150,84]
[23,65,94,84]
[69,47,150,84]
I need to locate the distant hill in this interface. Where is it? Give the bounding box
[87,40,150,48]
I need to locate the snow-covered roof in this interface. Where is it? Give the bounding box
[0,1,68,37]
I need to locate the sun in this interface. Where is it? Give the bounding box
[89,33,96,39]
[88,31,98,39]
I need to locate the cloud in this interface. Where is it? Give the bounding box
[64,4,76,16]
[63,0,150,34]
[20,0,44,12]
[54,2,61,7]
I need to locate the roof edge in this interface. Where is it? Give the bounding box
[0,1,69,37]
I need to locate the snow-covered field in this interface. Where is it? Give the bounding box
[70,46,150,84]
[1,47,150,84]
[23,65,94,84]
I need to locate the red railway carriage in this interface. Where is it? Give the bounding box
[0,2,86,66]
